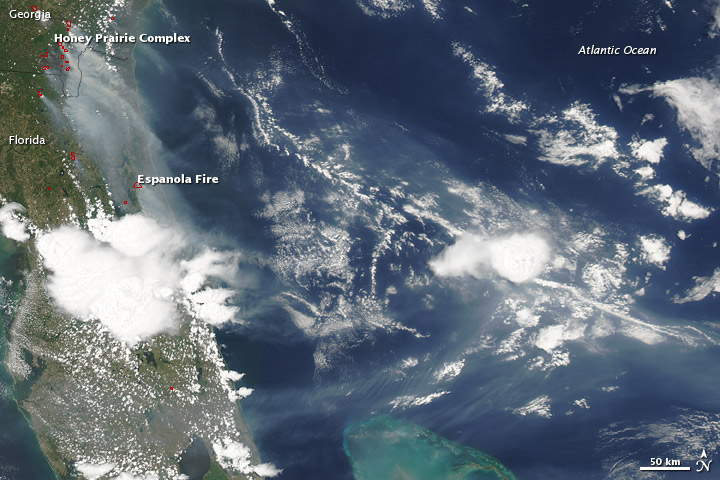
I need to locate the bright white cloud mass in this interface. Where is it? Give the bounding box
[212,437,282,477]
[630,137,667,164]
[639,184,712,222]
[36,214,241,345]
[649,78,720,170]
[675,268,720,304]
[638,235,671,268]
[0,202,30,242]
[621,78,720,171]
[75,461,116,480]
[430,232,551,283]
[531,102,619,168]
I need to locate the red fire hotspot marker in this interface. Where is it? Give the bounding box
[170,387,174,391]
[123,201,127,204]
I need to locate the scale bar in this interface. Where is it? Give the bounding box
[640,467,691,471]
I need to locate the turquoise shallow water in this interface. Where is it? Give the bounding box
[344,416,517,480]
[0,237,56,479]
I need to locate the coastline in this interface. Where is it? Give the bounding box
[0,0,264,478]
[0,238,57,479]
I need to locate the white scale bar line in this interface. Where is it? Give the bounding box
[640,466,691,471]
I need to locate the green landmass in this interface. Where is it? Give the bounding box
[0,1,262,479]
[344,415,517,480]
[0,0,115,226]
[204,460,232,480]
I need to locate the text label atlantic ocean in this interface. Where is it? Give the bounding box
[578,45,657,55]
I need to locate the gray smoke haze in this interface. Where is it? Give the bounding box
[52,32,184,221]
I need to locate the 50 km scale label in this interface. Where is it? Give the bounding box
[640,449,712,473]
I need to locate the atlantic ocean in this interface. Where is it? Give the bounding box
[132,1,720,479]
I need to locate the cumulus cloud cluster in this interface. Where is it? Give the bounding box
[430,232,551,283]
[0,203,30,242]
[621,78,720,172]
[212,438,282,477]
[356,0,443,20]
[532,102,619,168]
[513,395,552,418]
[75,462,116,480]
[73,463,160,480]
[535,323,586,353]
[649,78,720,170]
[37,214,240,345]
[452,42,528,123]
[638,235,671,268]
[111,473,158,480]
[639,184,712,221]
[629,137,667,164]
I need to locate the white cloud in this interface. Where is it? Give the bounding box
[224,370,245,382]
[36,214,241,345]
[356,0,413,18]
[532,102,618,168]
[76,461,116,480]
[401,357,419,369]
[36,225,179,344]
[212,437,282,477]
[419,0,442,19]
[515,307,539,327]
[390,390,450,410]
[639,184,712,221]
[186,288,239,326]
[630,137,667,164]
[0,203,30,242]
[111,473,158,480]
[229,387,254,401]
[675,268,720,303]
[634,165,655,181]
[430,232,551,283]
[573,398,590,409]
[623,78,720,171]
[581,244,628,299]
[651,78,720,170]
[535,323,586,353]
[505,134,528,146]
[88,214,181,257]
[253,463,284,477]
[433,359,465,382]
[639,235,671,268]
[453,42,528,123]
[641,113,655,125]
[513,395,552,418]
[710,2,720,37]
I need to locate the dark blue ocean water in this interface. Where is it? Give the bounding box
[137,0,720,478]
